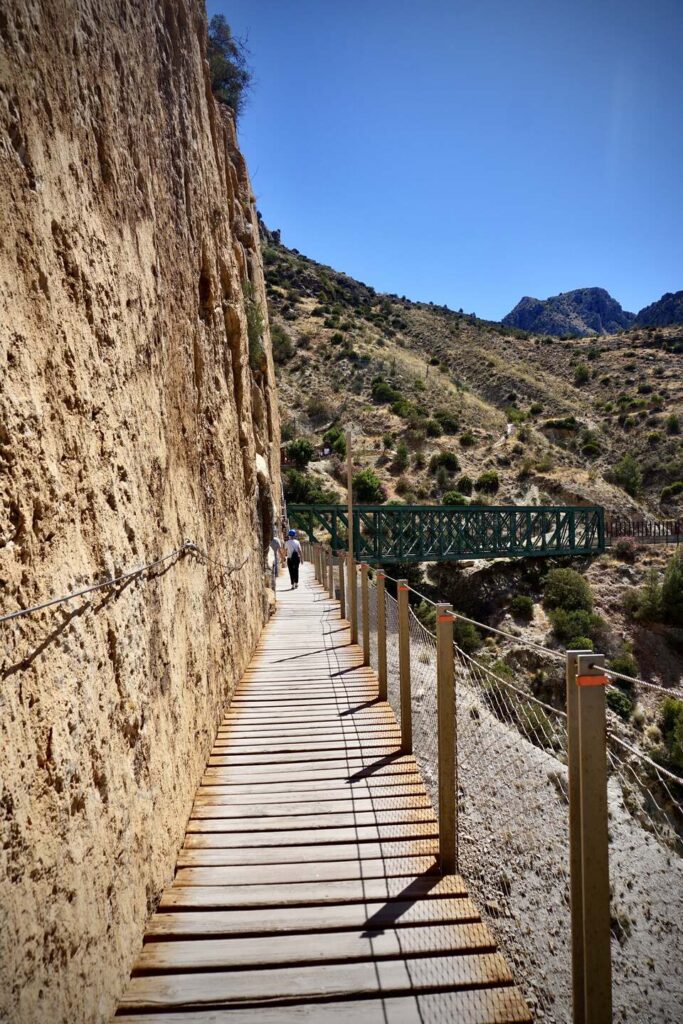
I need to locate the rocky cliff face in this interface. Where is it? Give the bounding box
[635,290,683,327]
[503,287,636,336]
[0,2,279,1022]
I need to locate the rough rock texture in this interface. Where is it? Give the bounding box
[0,2,279,1022]
[635,289,683,327]
[503,287,636,336]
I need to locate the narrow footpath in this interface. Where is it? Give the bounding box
[115,564,530,1022]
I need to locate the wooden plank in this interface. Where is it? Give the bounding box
[134,922,495,973]
[193,782,426,802]
[118,952,514,1009]
[187,807,437,829]
[160,875,468,910]
[189,796,432,818]
[145,896,482,939]
[182,822,439,847]
[177,839,439,867]
[173,855,438,887]
[115,987,531,1023]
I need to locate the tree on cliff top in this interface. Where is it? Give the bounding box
[207,15,251,118]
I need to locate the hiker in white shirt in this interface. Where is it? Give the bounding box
[285,530,303,589]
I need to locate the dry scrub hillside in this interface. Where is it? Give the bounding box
[265,234,682,518]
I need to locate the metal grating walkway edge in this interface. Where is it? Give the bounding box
[115,563,531,1023]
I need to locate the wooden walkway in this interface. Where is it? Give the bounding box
[115,564,530,1023]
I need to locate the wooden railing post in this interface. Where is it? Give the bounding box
[327,546,334,599]
[360,563,370,666]
[567,651,612,1024]
[376,571,387,701]
[338,552,346,620]
[397,579,412,754]
[436,603,456,874]
[348,555,358,645]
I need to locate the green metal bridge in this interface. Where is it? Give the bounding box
[288,504,605,564]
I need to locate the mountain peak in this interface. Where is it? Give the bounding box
[502,287,635,337]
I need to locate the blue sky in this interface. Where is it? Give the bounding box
[206,0,683,321]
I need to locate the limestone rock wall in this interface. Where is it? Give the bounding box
[0,2,279,1021]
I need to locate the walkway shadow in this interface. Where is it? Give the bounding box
[346,749,404,783]
[339,696,382,717]
[361,867,444,937]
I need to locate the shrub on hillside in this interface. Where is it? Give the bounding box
[510,595,534,621]
[574,362,590,385]
[607,689,634,721]
[323,425,346,458]
[474,470,500,494]
[611,453,642,497]
[459,431,476,447]
[626,552,683,627]
[454,619,482,653]
[435,410,460,434]
[549,608,604,647]
[613,537,637,563]
[394,441,409,472]
[442,490,468,506]
[353,468,386,503]
[666,413,680,435]
[456,474,473,496]
[425,419,442,438]
[371,378,401,404]
[286,438,315,468]
[283,469,334,505]
[307,396,332,424]
[429,451,460,474]
[270,322,293,364]
[661,481,683,503]
[543,568,593,612]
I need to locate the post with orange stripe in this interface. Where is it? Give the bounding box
[397,580,412,754]
[567,650,612,1024]
[376,571,387,701]
[360,563,370,667]
[437,604,457,875]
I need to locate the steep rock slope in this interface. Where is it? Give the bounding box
[503,287,635,336]
[635,290,683,327]
[0,3,279,1022]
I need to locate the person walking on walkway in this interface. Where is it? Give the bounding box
[285,529,303,589]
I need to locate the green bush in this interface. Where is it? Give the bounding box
[607,689,634,720]
[613,537,637,563]
[371,378,401,404]
[574,362,590,385]
[474,470,500,494]
[270,323,293,364]
[425,419,442,438]
[442,490,468,506]
[666,413,680,435]
[529,402,543,416]
[353,468,385,503]
[454,619,482,653]
[612,453,642,497]
[283,469,334,504]
[429,451,460,474]
[549,608,604,646]
[510,595,534,621]
[243,282,265,371]
[456,474,473,496]
[543,568,593,611]
[394,442,409,472]
[628,553,683,627]
[286,438,315,468]
[322,425,346,458]
[459,431,476,447]
[435,410,460,433]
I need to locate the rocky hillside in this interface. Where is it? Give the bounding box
[503,287,636,336]
[264,234,682,518]
[0,3,279,1022]
[636,290,683,327]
